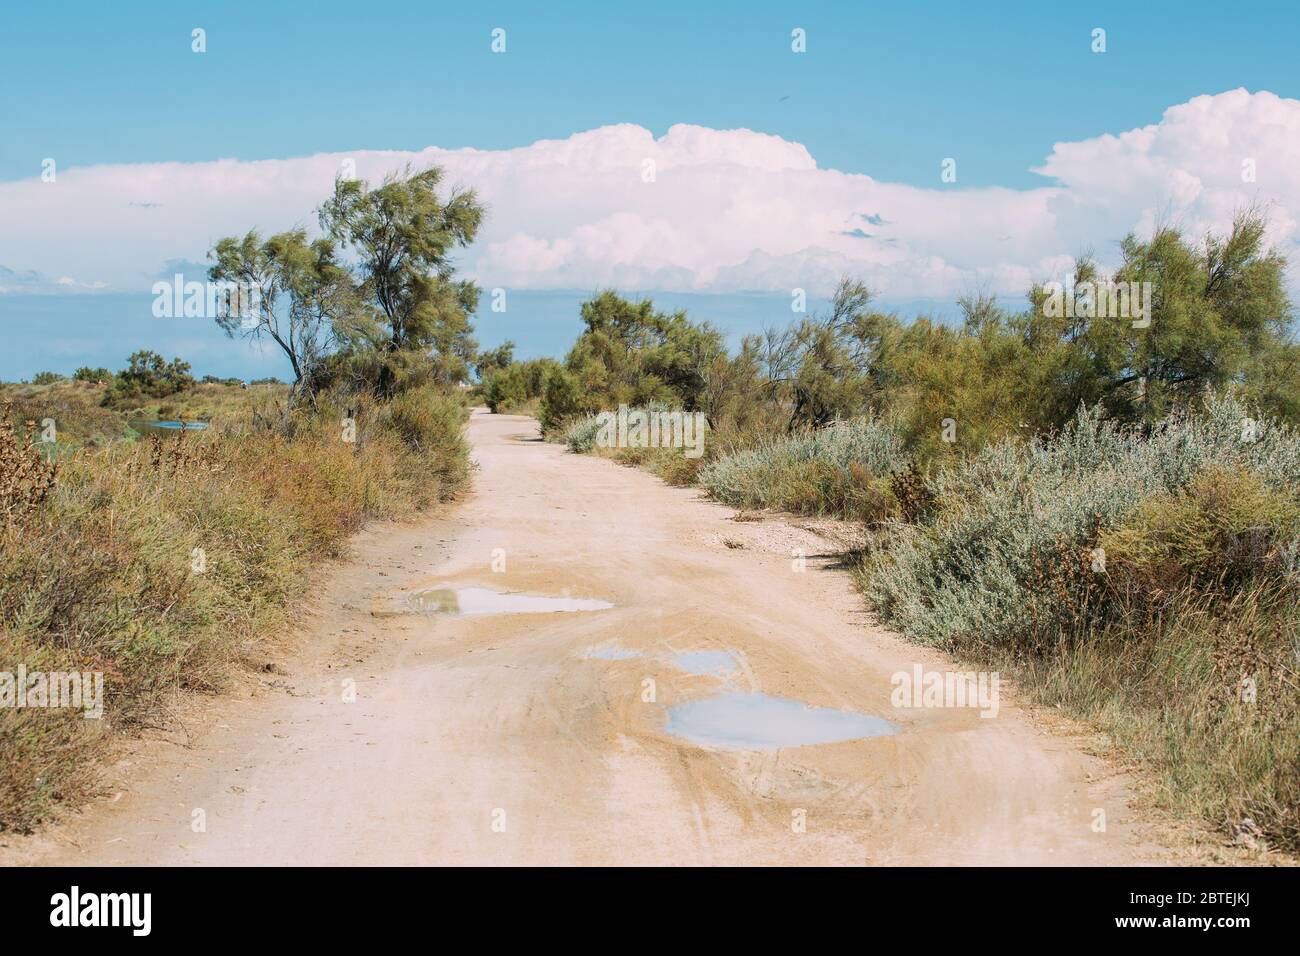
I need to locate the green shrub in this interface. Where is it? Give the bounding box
[383,385,471,491]
[482,358,558,414]
[539,367,588,433]
[104,351,195,403]
[305,347,442,398]
[1101,466,1300,599]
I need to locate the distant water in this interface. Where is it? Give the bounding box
[129,419,209,433]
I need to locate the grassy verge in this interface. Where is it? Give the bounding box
[0,385,468,832]
[1019,585,1296,850]
[559,410,710,487]
[561,411,914,519]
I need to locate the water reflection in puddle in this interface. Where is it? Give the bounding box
[665,692,896,750]
[671,650,739,676]
[408,586,613,617]
[584,645,643,660]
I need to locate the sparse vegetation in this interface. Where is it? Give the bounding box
[0,386,469,832]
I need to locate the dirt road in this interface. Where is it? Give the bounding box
[4,409,1174,866]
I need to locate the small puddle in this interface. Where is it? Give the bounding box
[665,692,896,750]
[408,586,613,617]
[583,645,643,661]
[671,650,739,676]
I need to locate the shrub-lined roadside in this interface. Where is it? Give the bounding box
[864,396,1298,649]
[2,162,488,833]
[561,408,710,487]
[559,391,1299,853]
[860,394,1299,851]
[0,386,468,832]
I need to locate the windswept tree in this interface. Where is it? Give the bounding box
[761,277,899,430]
[208,229,357,397]
[319,165,484,392]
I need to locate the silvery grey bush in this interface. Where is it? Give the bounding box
[698,416,904,508]
[564,414,602,453]
[865,394,1300,649]
[564,402,685,454]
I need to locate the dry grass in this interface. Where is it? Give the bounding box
[0,409,58,520]
[0,387,468,832]
[0,379,290,449]
[1021,586,1298,852]
[608,446,708,487]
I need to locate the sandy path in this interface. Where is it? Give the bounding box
[2,409,1174,866]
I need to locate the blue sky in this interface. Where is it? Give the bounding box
[2,1,1299,379]
[4,1,1298,187]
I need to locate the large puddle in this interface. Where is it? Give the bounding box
[665,692,896,750]
[408,586,613,617]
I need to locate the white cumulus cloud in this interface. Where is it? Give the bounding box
[2,89,1297,300]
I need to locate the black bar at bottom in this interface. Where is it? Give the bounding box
[0,865,1286,941]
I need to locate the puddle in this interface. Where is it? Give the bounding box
[584,645,643,661]
[672,650,739,676]
[665,692,896,750]
[407,586,613,617]
[129,419,210,434]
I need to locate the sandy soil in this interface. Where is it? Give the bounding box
[1,408,1183,866]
